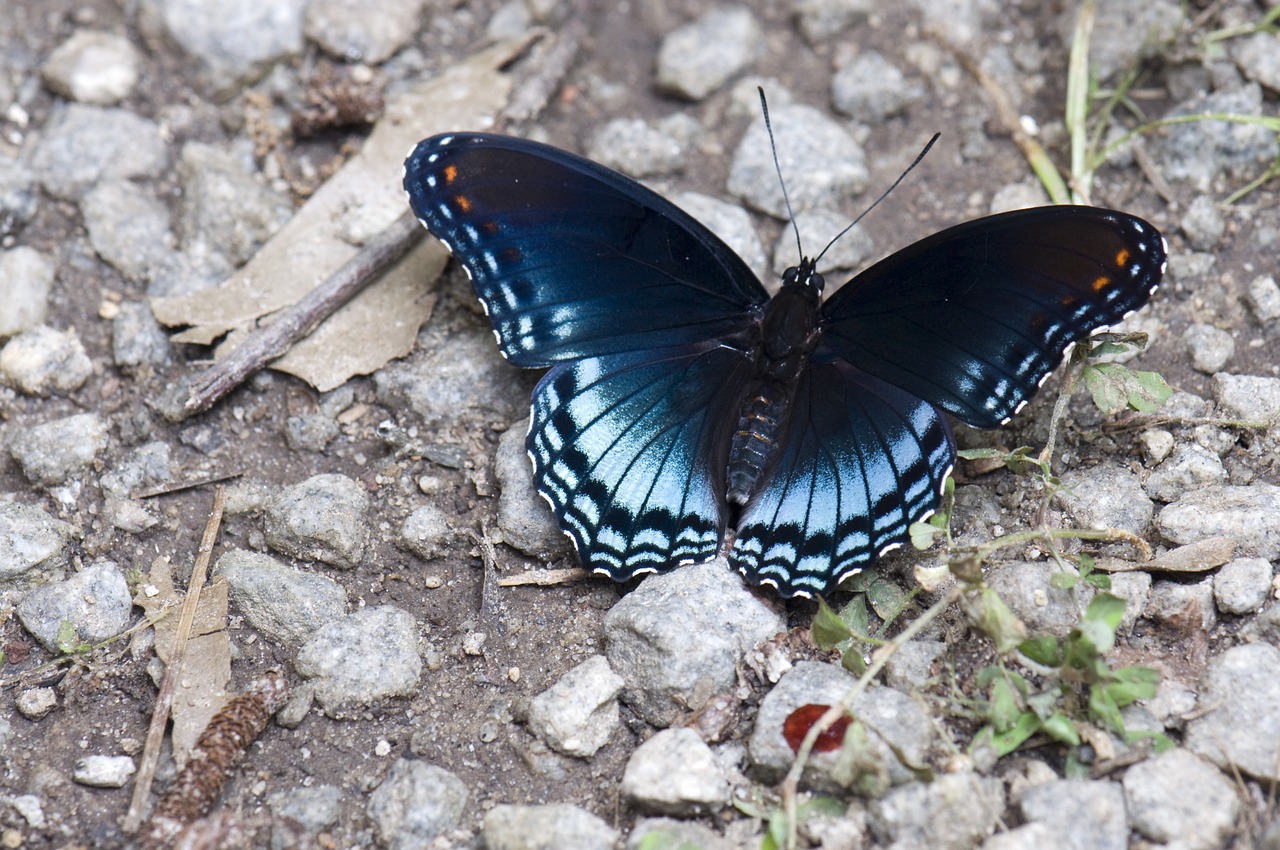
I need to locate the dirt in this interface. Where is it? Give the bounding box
[1,0,1276,847]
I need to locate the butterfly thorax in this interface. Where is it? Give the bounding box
[726,261,825,508]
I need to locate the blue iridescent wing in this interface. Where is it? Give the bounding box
[820,206,1165,428]
[731,355,954,596]
[403,133,768,367]
[528,344,752,577]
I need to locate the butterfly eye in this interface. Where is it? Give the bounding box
[810,272,825,295]
[782,266,800,284]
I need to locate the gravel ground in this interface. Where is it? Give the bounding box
[2,0,1279,848]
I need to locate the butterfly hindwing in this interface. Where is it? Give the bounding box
[820,206,1165,428]
[404,133,769,367]
[731,354,955,596]
[528,343,753,579]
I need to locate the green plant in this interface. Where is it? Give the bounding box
[967,590,1168,768]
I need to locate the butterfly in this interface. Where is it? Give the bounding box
[402,132,1165,598]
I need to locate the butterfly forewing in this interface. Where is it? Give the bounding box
[528,344,752,578]
[404,134,769,367]
[820,206,1165,428]
[732,356,954,595]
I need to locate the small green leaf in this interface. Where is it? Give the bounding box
[635,830,704,850]
[1127,369,1174,412]
[957,447,1009,461]
[1084,594,1127,631]
[1104,666,1160,706]
[1041,713,1081,746]
[812,598,854,649]
[1083,362,1172,414]
[866,578,908,621]
[54,621,85,655]
[1018,635,1063,667]
[970,589,1027,654]
[1089,685,1125,732]
[987,711,1041,756]
[841,643,868,675]
[910,520,939,550]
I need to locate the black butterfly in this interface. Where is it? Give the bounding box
[403,132,1164,597]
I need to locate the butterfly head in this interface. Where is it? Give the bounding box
[781,257,825,297]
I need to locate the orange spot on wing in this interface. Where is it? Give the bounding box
[443,164,458,183]
[1092,275,1111,293]
[1114,248,1131,267]
[455,194,473,213]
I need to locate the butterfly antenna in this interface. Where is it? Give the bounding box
[758,87,805,261]
[814,132,941,267]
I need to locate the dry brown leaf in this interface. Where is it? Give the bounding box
[151,38,531,391]
[137,556,233,765]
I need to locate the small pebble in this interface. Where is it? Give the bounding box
[73,755,136,788]
[16,687,58,719]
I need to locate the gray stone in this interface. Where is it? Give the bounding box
[1123,748,1239,850]
[99,441,172,499]
[0,247,55,338]
[604,558,785,726]
[82,180,175,283]
[1017,779,1126,850]
[16,561,132,651]
[374,325,526,429]
[1054,461,1152,536]
[1150,84,1278,189]
[294,605,422,714]
[749,660,932,791]
[1187,643,1280,780]
[1214,556,1273,615]
[159,0,305,93]
[178,141,293,268]
[1157,484,1280,560]
[621,727,728,814]
[112,301,173,371]
[215,549,347,645]
[264,473,369,569]
[367,760,467,850]
[0,325,94,395]
[399,503,452,561]
[15,687,58,719]
[979,822,1058,850]
[772,209,873,277]
[0,502,76,583]
[493,421,570,561]
[868,772,1004,849]
[1144,443,1228,503]
[481,803,619,850]
[1233,31,1280,92]
[72,755,136,788]
[795,0,873,43]
[8,413,109,486]
[268,784,345,836]
[42,30,140,105]
[984,561,1092,639]
[284,412,339,453]
[1142,676,1198,730]
[1056,0,1182,82]
[671,191,768,282]
[831,50,921,122]
[305,0,423,63]
[883,639,946,691]
[1246,274,1280,322]
[30,104,167,200]
[627,818,733,850]
[0,156,39,237]
[586,118,683,178]
[1183,323,1234,374]
[1146,577,1216,632]
[1179,195,1226,251]
[527,655,623,758]
[655,7,763,101]
[1212,372,1280,423]
[728,104,868,218]
[1139,428,1175,464]
[1108,570,1152,635]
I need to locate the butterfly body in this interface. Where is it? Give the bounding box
[403,132,1165,597]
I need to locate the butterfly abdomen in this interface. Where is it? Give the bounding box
[726,270,824,508]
